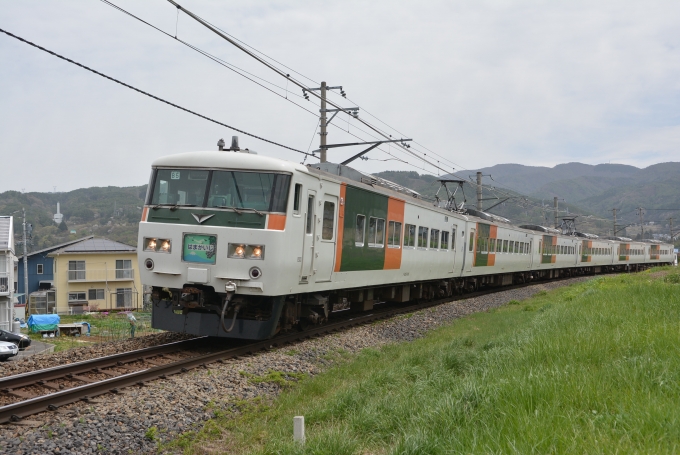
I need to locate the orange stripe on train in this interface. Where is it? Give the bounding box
[384,197,405,270]
[267,214,286,230]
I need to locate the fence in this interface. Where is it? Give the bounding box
[27,312,163,352]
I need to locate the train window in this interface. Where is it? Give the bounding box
[503,239,509,253]
[151,169,209,206]
[355,215,366,246]
[322,201,335,240]
[430,229,440,249]
[419,227,430,248]
[404,224,416,247]
[527,242,531,254]
[293,184,302,215]
[514,242,519,254]
[206,171,291,212]
[451,228,457,251]
[441,231,449,250]
[489,238,496,252]
[305,196,315,234]
[388,221,402,248]
[509,241,514,253]
[496,239,501,253]
[368,217,385,247]
[469,232,474,252]
[519,242,525,254]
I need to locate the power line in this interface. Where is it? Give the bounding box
[167,0,458,177]
[0,27,313,157]
[98,0,314,109]
[97,0,442,177]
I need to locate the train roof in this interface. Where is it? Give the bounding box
[151,151,310,175]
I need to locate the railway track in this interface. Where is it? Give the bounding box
[0,276,598,424]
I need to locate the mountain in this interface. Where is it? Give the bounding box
[375,161,680,243]
[0,186,146,252]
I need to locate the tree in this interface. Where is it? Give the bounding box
[58,220,68,232]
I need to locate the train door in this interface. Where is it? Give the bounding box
[464,227,475,273]
[450,224,459,274]
[314,194,338,282]
[300,190,316,282]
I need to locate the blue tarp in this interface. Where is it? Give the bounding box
[28,314,60,332]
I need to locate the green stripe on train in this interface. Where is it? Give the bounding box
[474,223,492,267]
[339,186,388,271]
[146,207,266,229]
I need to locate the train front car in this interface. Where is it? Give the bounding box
[138,149,307,340]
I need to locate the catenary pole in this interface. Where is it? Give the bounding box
[22,209,28,308]
[320,81,327,163]
[476,172,483,211]
[554,197,559,229]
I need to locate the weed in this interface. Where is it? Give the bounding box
[507,299,521,305]
[144,426,158,441]
[664,273,680,284]
[284,349,298,356]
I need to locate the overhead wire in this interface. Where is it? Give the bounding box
[98,0,450,177]
[0,27,313,156]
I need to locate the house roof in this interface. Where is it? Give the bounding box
[0,216,12,252]
[48,237,136,255]
[19,236,95,260]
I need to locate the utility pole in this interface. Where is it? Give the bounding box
[554,197,559,229]
[22,209,28,308]
[669,217,675,241]
[636,207,645,239]
[319,81,328,163]
[476,172,483,211]
[611,208,617,236]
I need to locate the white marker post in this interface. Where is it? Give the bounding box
[293,416,305,444]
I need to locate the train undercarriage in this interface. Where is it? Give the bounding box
[149,262,667,340]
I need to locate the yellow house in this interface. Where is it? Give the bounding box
[48,238,142,314]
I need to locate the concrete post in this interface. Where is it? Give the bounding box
[293,416,305,443]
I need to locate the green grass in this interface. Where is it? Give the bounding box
[168,267,680,454]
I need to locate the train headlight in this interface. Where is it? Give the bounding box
[144,237,171,253]
[144,238,157,251]
[159,239,172,252]
[228,244,265,259]
[247,245,264,259]
[229,244,246,258]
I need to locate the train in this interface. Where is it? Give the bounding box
[137,138,675,340]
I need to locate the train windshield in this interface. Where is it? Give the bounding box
[149,169,291,213]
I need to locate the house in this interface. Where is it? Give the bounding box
[47,238,141,314]
[0,216,18,330]
[16,236,94,299]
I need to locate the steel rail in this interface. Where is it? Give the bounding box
[0,295,452,423]
[0,337,206,391]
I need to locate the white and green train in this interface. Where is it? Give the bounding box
[138,140,675,339]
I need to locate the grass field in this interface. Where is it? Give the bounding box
[169,267,680,454]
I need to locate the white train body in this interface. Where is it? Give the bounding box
[137,149,675,339]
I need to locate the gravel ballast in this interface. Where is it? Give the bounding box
[0,277,593,455]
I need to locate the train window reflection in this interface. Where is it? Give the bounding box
[151,169,209,206]
[322,201,335,240]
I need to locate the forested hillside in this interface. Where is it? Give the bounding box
[0,186,146,252]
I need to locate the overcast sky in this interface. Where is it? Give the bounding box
[1,0,679,193]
